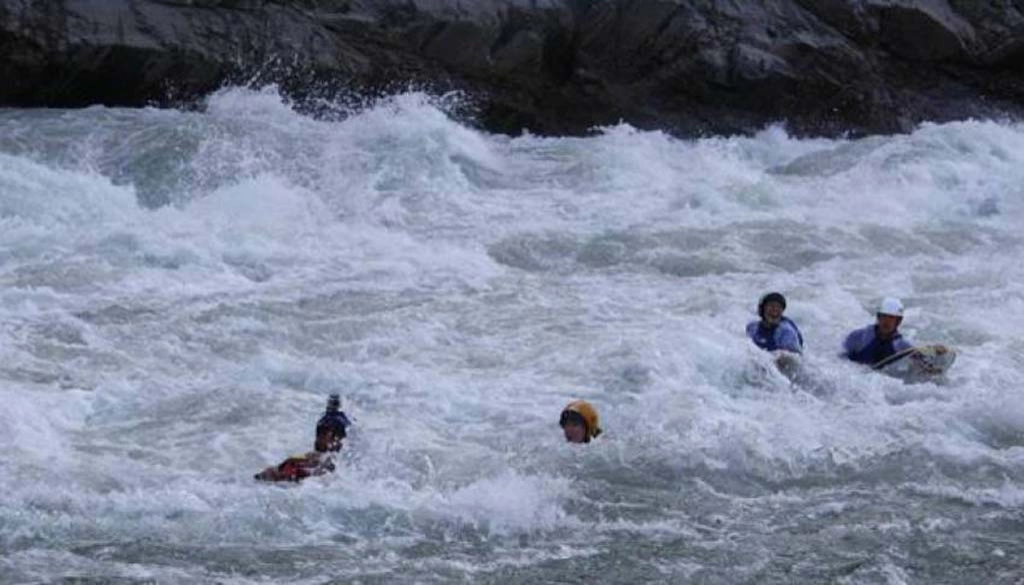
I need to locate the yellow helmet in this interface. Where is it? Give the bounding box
[560,400,602,441]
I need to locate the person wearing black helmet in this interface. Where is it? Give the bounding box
[746,292,804,355]
[254,394,352,483]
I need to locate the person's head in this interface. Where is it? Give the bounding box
[314,394,351,452]
[758,292,787,325]
[559,400,601,444]
[875,297,904,339]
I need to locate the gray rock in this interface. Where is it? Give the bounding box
[2,0,1023,137]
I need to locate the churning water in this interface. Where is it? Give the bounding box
[1,88,1023,584]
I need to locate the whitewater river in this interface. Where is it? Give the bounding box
[1,89,1022,584]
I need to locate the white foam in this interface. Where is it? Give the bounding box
[3,94,1024,581]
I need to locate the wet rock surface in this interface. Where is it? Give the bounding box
[2,0,1023,137]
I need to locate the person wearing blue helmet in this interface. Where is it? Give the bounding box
[255,394,352,483]
[746,292,804,355]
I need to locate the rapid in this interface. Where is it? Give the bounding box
[1,88,1023,584]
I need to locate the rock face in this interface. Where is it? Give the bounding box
[2,0,1024,137]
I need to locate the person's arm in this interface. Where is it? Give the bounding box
[745,321,758,342]
[842,330,858,356]
[893,335,913,353]
[777,323,802,354]
[843,327,868,360]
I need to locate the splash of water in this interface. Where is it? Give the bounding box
[2,87,1023,583]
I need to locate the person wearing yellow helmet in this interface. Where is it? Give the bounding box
[559,400,602,444]
[255,394,352,483]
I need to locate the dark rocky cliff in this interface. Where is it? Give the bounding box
[3,0,1024,137]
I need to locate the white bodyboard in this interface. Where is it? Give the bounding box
[874,345,956,380]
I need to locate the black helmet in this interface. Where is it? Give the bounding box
[316,394,351,438]
[559,409,587,430]
[758,292,787,318]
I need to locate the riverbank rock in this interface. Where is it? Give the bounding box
[2,0,1023,137]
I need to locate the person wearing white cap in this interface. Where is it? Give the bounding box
[843,297,913,365]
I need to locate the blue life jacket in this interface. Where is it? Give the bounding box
[844,325,909,365]
[783,317,804,349]
[748,317,804,353]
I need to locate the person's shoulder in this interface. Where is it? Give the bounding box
[843,324,873,347]
[779,318,800,332]
[746,320,759,333]
[847,323,873,336]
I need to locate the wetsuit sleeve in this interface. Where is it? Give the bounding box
[843,327,869,358]
[777,323,802,353]
[745,321,758,342]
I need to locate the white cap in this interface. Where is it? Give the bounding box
[877,297,904,317]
